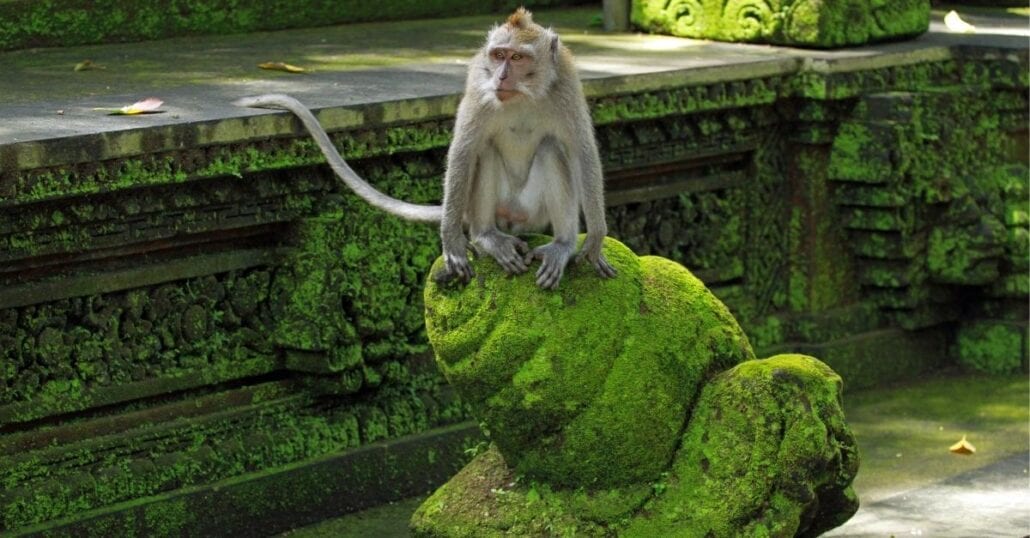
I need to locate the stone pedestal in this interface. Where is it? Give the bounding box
[413,236,859,537]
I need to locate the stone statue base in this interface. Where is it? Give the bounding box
[414,237,858,536]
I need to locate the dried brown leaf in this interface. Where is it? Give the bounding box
[949,435,976,455]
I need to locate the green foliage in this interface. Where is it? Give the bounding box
[0,0,589,51]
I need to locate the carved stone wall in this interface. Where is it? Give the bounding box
[632,0,930,48]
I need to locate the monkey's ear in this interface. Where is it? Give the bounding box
[550,33,560,63]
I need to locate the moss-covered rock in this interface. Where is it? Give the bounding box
[416,237,859,536]
[953,320,1028,375]
[411,354,859,537]
[632,0,930,49]
[423,236,754,488]
[622,354,859,537]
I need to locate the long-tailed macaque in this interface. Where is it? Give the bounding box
[235,8,615,289]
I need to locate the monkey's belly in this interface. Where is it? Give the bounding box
[496,204,547,233]
[495,205,528,223]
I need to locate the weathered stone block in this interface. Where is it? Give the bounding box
[632,0,930,49]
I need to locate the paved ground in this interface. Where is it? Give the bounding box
[279,373,1029,537]
[827,453,1030,538]
[1,5,1027,146]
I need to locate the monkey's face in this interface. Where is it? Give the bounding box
[487,46,536,103]
[480,20,558,105]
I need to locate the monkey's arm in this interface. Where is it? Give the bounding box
[234,94,442,223]
[575,128,617,278]
[434,106,483,284]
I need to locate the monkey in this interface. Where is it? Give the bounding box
[234,7,616,289]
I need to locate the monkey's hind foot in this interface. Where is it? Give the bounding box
[473,231,530,275]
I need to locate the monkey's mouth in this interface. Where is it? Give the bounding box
[495,89,522,102]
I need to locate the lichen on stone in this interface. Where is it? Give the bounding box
[953,321,1027,375]
[631,0,929,48]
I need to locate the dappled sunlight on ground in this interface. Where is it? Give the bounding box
[843,373,1028,503]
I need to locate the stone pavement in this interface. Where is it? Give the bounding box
[279,373,1030,537]
[826,452,1030,538]
[1,5,1027,148]
[285,456,1030,538]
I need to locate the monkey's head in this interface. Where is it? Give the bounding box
[478,8,561,105]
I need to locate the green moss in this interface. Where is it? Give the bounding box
[623,354,858,537]
[270,151,444,363]
[953,321,1027,375]
[0,386,459,529]
[787,207,807,312]
[828,123,897,184]
[590,81,780,124]
[632,0,928,48]
[424,236,753,488]
[11,121,452,205]
[411,444,645,537]
[748,314,786,350]
[141,498,189,537]
[412,355,858,537]
[927,219,1005,286]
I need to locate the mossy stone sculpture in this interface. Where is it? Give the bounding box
[414,236,858,536]
[632,0,930,49]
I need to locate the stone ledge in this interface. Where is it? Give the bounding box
[0,8,1025,186]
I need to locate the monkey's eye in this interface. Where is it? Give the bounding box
[511,53,523,61]
[493,50,505,60]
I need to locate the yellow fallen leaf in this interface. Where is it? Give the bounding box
[93,98,165,115]
[949,435,976,455]
[944,10,976,34]
[258,62,307,73]
[74,59,105,72]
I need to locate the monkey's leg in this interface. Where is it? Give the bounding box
[522,139,578,290]
[469,149,530,275]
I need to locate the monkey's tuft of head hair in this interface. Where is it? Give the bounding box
[506,7,533,28]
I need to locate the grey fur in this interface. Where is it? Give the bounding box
[234,10,616,289]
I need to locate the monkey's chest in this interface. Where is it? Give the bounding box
[492,125,550,185]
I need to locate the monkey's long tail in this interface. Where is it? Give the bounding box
[233,94,443,223]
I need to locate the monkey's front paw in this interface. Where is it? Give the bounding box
[523,242,574,290]
[435,253,474,285]
[575,249,617,279]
